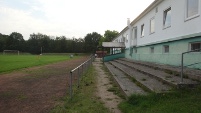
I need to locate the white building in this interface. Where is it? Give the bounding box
[108,0,201,69]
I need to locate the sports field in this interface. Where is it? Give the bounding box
[0,54,78,73]
[0,55,89,113]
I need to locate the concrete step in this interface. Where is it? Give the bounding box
[105,62,147,96]
[119,58,201,81]
[109,61,172,93]
[115,59,199,88]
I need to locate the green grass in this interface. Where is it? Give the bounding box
[119,87,201,113]
[51,66,110,113]
[0,54,78,73]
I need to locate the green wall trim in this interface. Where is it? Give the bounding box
[125,36,201,69]
[103,53,125,62]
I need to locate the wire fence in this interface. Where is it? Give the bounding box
[68,55,95,99]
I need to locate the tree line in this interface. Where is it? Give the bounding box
[0,30,119,54]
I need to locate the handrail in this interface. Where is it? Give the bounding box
[69,55,95,99]
[181,49,201,83]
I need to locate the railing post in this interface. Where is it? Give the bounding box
[70,71,73,99]
[82,64,84,75]
[180,49,201,84]
[77,68,80,88]
[181,53,184,83]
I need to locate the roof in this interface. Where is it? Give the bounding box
[96,51,107,53]
[102,42,125,48]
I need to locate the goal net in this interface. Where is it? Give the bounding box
[3,50,20,55]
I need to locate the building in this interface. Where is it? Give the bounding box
[106,0,201,69]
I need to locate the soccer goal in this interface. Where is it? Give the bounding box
[3,50,20,55]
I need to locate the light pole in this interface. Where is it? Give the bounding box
[41,47,42,55]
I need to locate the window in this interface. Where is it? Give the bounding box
[122,37,125,42]
[190,42,201,52]
[163,7,171,28]
[186,0,199,19]
[141,24,145,37]
[163,45,169,53]
[134,27,137,39]
[150,47,154,53]
[126,34,128,43]
[150,17,155,34]
[135,48,137,53]
[155,7,158,13]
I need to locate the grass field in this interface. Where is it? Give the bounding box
[0,54,79,73]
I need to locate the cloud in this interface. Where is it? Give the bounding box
[0,0,155,40]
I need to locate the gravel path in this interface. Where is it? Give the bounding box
[93,58,122,113]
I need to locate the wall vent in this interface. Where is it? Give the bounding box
[155,7,158,13]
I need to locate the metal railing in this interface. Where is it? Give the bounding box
[181,49,201,83]
[69,55,95,99]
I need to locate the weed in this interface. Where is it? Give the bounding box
[164,70,173,74]
[50,66,110,113]
[17,93,27,100]
[0,91,14,99]
[119,87,201,113]
[141,78,146,81]
[175,73,180,76]
[165,76,172,78]
[101,65,126,99]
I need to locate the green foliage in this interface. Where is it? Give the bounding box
[6,32,25,51]
[98,30,119,52]
[84,32,102,53]
[0,55,75,73]
[0,30,118,54]
[0,33,8,51]
[104,30,119,42]
[0,32,86,54]
[51,66,110,113]
[119,87,201,113]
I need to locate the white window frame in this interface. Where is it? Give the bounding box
[141,24,145,37]
[189,42,201,52]
[163,7,171,29]
[163,45,169,53]
[150,17,155,34]
[185,0,200,21]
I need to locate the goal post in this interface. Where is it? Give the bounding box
[3,50,20,55]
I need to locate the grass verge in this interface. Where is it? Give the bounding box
[119,86,201,113]
[50,66,110,113]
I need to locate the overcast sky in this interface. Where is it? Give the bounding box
[0,0,154,40]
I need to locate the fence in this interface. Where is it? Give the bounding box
[180,49,201,83]
[69,55,95,99]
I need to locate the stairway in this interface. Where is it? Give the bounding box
[105,58,199,97]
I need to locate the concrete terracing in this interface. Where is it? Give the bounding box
[105,58,200,97]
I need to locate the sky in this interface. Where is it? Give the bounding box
[0,0,155,40]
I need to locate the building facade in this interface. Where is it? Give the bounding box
[112,0,201,69]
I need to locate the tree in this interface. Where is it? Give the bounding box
[84,32,102,53]
[6,32,25,51]
[0,33,8,52]
[104,30,119,42]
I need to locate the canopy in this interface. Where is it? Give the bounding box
[102,42,125,48]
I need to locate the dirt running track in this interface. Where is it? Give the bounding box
[0,56,88,113]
